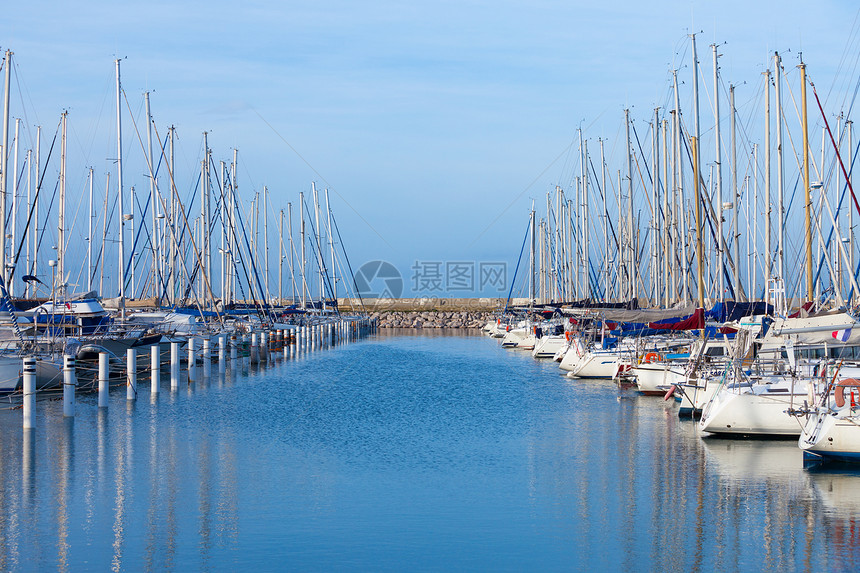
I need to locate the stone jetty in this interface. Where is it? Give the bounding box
[371,310,494,329]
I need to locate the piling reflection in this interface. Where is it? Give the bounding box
[144,387,159,571]
[55,418,74,572]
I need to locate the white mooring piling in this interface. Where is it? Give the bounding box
[22,357,36,429]
[219,335,226,371]
[230,335,238,364]
[98,352,109,408]
[126,348,137,400]
[170,341,180,388]
[203,336,211,378]
[151,344,160,394]
[63,354,76,417]
[188,337,197,380]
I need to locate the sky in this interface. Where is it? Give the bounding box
[3,0,860,300]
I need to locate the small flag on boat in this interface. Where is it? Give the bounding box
[832,328,852,342]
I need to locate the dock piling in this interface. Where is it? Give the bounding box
[63,354,76,417]
[126,348,136,400]
[151,344,160,394]
[22,357,36,429]
[98,352,109,407]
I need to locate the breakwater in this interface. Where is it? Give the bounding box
[371,310,494,329]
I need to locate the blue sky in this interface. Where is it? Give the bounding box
[3,1,860,299]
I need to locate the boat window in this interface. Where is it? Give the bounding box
[831,346,851,358]
[705,347,724,357]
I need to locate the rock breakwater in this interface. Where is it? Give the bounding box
[371,311,494,329]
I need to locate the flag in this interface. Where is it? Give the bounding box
[832,328,852,342]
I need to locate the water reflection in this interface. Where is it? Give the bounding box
[0,332,859,570]
[809,468,860,571]
[56,418,74,572]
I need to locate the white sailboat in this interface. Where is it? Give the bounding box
[799,377,860,462]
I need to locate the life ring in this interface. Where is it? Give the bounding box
[643,352,661,364]
[835,378,860,408]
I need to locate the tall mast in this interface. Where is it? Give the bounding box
[231,149,238,305]
[578,130,588,300]
[752,144,758,300]
[764,69,772,295]
[278,209,284,304]
[325,188,336,301]
[288,201,296,303]
[299,191,306,309]
[145,91,158,303]
[775,52,785,285]
[130,185,136,298]
[566,197,574,298]
[168,127,176,303]
[312,182,324,307]
[201,132,209,304]
[662,118,670,307]
[850,121,855,305]
[712,43,724,302]
[529,207,536,303]
[600,138,608,301]
[100,174,109,297]
[800,61,813,302]
[25,149,31,297]
[692,136,705,309]
[220,160,227,302]
[652,108,660,304]
[115,58,126,318]
[673,70,689,303]
[0,50,11,287]
[10,117,19,296]
[546,191,555,299]
[670,109,678,304]
[692,35,703,304]
[32,126,40,294]
[264,185,270,303]
[58,111,67,298]
[88,166,94,293]
[625,108,635,301]
[730,84,741,301]
[617,169,623,301]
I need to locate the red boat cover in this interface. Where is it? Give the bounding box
[648,307,704,331]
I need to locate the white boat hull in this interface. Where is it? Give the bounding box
[532,335,566,358]
[699,388,806,436]
[800,408,860,462]
[632,362,686,396]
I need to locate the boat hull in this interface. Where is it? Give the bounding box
[699,389,805,436]
[800,409,860,462]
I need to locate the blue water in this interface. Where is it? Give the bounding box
[1,329,859,571]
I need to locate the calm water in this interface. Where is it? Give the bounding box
[1,329,859,571]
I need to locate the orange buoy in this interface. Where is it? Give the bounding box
[644,352,660,364]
